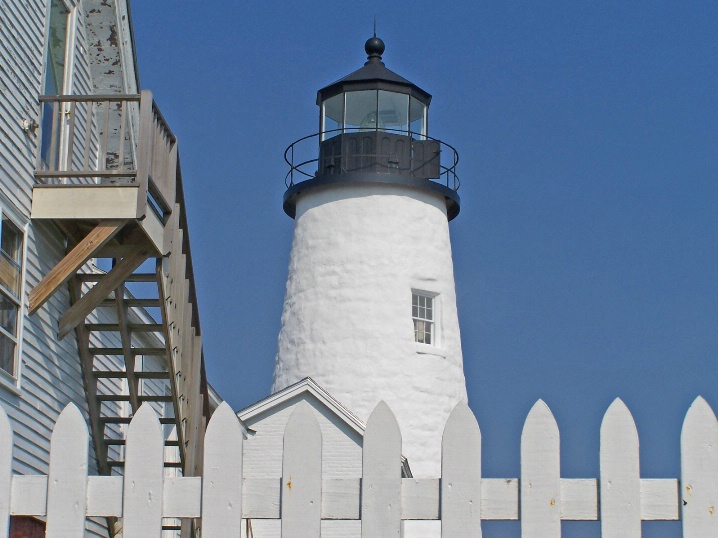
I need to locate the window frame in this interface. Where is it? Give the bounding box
[39,0,78,171]
[412,289,441,350]
[0,202,27,392]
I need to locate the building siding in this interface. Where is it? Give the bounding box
[0,2,163,537]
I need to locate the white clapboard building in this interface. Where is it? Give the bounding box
[0,1,215,536]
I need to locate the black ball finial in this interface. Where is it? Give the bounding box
[365,36,385,61]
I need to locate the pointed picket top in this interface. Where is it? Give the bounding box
[520,400,560,538]
[123,403,164,538]
[441,401,482,537]
[681,396,718,537]
[600,398,640,538]
[202,402,244,538]
[46,404,89,538]
[362,401,402,538]
[282,402,322,538]
[0,406,12,538]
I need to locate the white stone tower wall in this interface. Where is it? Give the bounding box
[274,183,467,476]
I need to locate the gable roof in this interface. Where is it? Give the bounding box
[236,377,412,477]
[237,377,366,435]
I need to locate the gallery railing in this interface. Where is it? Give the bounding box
[285,128,460,192]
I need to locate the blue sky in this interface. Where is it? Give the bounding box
[130,2,716,534]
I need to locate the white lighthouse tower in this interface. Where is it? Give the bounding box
[273,36,467,476]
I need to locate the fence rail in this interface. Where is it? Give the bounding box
[1,397,716,537]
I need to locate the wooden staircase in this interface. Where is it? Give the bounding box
[30,92,211,536]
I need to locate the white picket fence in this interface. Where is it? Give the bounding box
[1,397,717,537]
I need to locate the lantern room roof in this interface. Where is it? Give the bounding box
[316,36,432,106]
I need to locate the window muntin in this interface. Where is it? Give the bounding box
[0,214,24,378]
[412,292,434,345]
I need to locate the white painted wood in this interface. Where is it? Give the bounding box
[30,185,140,219]
[481,479,519,519]
[163,477,202,517]
[46,404,89,538]
[322,478,360,519]
[202,402,244,537]
[521,400,560,537]
[243,478,282,518]
[441,401,481,536]
[362,402,402,538]
[402,478,439,519]
[681,396,718,536]
[600,398,641,538]
[640,479,678,520]
[86,476,123,516]
[122,404,164,538]
[10,475,47,516]
[0,407,11,538]
[560,479,597,520]
[282,402,322,538]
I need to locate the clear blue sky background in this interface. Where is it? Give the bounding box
[131,2,716,535]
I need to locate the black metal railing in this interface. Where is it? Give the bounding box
[285,128,460,191]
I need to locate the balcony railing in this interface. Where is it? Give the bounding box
[35,90,177,218]
[284,128,460,192]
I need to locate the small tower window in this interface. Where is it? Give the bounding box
[412,292,434,345]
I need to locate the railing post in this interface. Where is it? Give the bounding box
[136,90,154,219]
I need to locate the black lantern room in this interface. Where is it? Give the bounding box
[283,36,460,220]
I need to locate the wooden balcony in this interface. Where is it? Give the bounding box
[29,91,211,512]
[32,91,176,254]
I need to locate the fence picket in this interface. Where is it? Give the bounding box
[282,402,322,538]
[441,401,481,537]
[46,404,88,538]
[0,407,11,538]
[521,400,560,538]
[362,401,402,538]
[681,396,718,537]
[600,398,641,538]
[201,402,244,538]
[123,404,164,538]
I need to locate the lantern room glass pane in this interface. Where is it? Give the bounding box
[378,91,409,134]
[409,97,427,138]
[321,94,344,140]
[345,90,379,131]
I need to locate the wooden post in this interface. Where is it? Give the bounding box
[0,407,12,538]
[201,402,244,538]
[45,405,88,538]
[136,90,154,219]
[362,401,402,538]
[681,396,718,537]
[441,401,481,537]
[282,402,322,538]
[600,398,641,538]
[123,404,164,538]
[521,400,560,538]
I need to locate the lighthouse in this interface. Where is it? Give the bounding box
[273,35,467,476]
